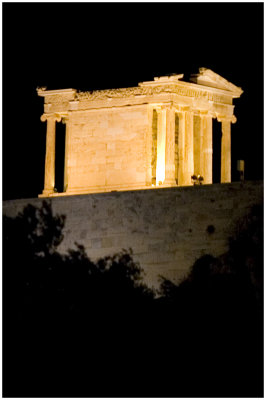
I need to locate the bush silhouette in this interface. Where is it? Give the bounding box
[3,201,156,397]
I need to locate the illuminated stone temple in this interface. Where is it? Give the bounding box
[5,70,263,288]
[38,68,243,197]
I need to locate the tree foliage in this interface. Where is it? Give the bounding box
[3,201,154,324]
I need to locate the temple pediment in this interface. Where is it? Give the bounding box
[190,68,243,97]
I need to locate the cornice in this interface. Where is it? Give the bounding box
[75,82,234,105]
[37,88,77,97]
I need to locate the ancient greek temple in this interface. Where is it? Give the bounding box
[37,68,243,197]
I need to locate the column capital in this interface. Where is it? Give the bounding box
[61,115,69,124]
[216,114,237,124]
[162,102,174,110]
[155,106,163,115]
[208,111,218,119]
[192,109,211,117]
[40,113,67,123]
[152,104,163,114]
[174,105,191,113]
[154,102,173,112]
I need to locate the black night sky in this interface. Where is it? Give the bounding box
[3,2,263,200]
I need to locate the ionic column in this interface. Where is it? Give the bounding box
[40,113,62,196]
[156,107,166,185]
[202,114,213,184]
[146,106,154,186]
[164,105,176,186]
[220,117,233,183]
[193,114,202,177]
[63,115,70,192]
[185,111,194,185]
[177,111,185,185]
[178,110,194,186]
[177,109,194,186]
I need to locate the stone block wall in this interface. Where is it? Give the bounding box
[3,181,263,289]
[67,104,149,192]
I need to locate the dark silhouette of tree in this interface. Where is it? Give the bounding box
[3,201,155,397]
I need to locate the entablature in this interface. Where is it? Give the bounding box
[74,82,233,105]
[38,69,242,119]
[42,95,235,122]
[42,90,233,114]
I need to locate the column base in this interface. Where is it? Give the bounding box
[38,189,55,198]
[221,178,231,184]
[179,182,193,187]
[163,179,177,187]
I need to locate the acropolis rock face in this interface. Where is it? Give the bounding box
[37,68,243,197]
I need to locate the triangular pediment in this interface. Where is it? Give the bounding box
[190,68,243,97]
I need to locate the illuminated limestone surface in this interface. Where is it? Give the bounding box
[37,68,243,197]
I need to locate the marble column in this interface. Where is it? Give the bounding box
[177,111,185,185]
[202,114,213,184]
[193,114,202,177]
[156,107,166,185]
[146,106,154,186]
[164,105,176,186]
[183,110,194,185]
[62,115,70,192]
[177,109,194,186]
[221,118,231,183]
[40,113,62,196]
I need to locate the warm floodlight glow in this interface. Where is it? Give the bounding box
[156,161,165,185]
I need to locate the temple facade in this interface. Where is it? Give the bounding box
[37,68,243,197]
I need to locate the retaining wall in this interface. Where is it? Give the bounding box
[3,181,263,289]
